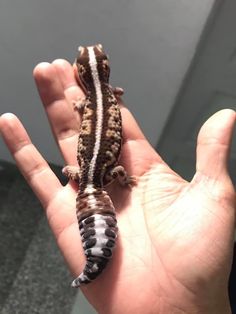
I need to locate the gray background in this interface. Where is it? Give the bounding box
[0,0,214,164]
[2,0,235,313]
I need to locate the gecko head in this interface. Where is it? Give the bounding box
[75,44,110,89]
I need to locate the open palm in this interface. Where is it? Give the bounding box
[0,60,235,314]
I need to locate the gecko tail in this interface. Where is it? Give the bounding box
[72,212,117,288]
[71,256,109,287]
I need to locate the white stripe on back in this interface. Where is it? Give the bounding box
[87,47,103,184]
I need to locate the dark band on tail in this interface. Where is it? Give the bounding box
[72,212,117,287]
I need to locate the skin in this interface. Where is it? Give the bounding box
[0,59,235,314]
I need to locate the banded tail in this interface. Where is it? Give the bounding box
[72,187,118,287]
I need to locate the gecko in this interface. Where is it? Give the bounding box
[63,44,135,287]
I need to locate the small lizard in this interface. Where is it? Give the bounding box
[63,44,135,287]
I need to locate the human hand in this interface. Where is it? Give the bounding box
[0,60,235,314]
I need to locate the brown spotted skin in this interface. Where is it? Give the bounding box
[62,44,132,288]
[76,46,122,192]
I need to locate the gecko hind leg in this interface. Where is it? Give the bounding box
[105,165,136,187]
[62,165,80,183]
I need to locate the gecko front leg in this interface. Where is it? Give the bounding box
[62,165,80,182]
[111,86,124,98]
[72,96,87,113]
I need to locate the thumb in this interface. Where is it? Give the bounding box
[196,109,235,182]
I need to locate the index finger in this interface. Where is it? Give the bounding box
[0,113,62,209]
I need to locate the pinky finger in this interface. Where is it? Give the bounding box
[0,113,62,209]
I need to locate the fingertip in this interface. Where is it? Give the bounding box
[0,112,17,121]
[198,109,236,146]
[33,62,52,79]
[52,58,73,70]
[52,59,78,88]
[0,113,19,131]
[196,109,236,180]
[33,61,66,104]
